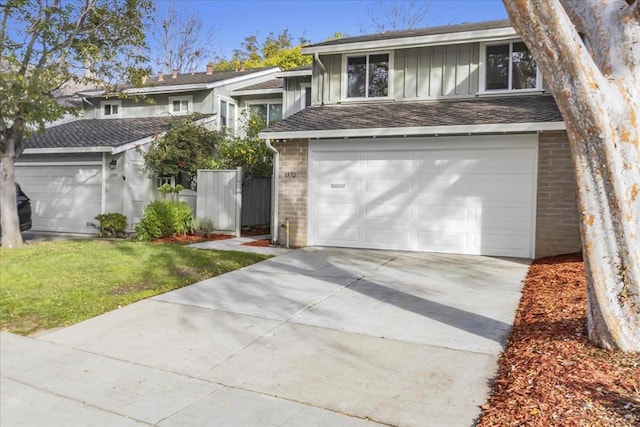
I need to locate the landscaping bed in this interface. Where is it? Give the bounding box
[477,253,640,426]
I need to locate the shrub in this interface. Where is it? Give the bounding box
[134,200,194,241]
[193,217,215,236]
[94,213,127,237]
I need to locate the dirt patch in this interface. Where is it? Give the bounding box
[241,239,272,247]
[477,253,640,426]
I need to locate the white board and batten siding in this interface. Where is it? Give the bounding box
[308,135,538,258]
[15,154,104,233]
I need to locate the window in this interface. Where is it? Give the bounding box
[100,100,122,118]
[219,98,237,133]
[301,84,312,110]
[168,95,192,114]
[248,102,282,127]
[346,53,389,98]
[484,41,540,91]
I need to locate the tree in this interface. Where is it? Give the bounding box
[0,0,153,248]
[366,0,432,33]
[209,116,273,180]
[210,29,311,71]
[150,1,215,74]
[141,117,222,188]
[502,0,640,352]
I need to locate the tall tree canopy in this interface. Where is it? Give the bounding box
[503,0,640,352]
[366,0,432,33]
[210,29,311,71]
[150,0,215,74]
[0,0,154,248]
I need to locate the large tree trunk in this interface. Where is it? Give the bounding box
[0,125,25,248]
[503,1,640,351]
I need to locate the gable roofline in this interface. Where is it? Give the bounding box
[275,69,312,78]
[302,20,516,54]
[122,67,280,95]
[259,122,566,140]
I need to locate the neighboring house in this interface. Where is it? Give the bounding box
[260,20,581,259]
[16,65,303,234]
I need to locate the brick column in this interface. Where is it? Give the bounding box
[535,131,582,257]
[273,138,309,247]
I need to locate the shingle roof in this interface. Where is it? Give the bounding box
[263,95,562,133]
[235,79,283,91]
[306,20,512,48]
[24,116,189,149]
[142,67,277,88]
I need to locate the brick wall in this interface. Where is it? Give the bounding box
[273,138,309,247]
[535,131,582,258]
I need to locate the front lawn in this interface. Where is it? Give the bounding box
[0,240,269,335]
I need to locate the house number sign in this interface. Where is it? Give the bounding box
[284,171,297,178]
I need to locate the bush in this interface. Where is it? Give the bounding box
[94,213,127,237]
[134,200,194,241]
[193,217,215,236]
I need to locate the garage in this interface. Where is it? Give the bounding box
[15,162,103,233]
[308,134,537,258]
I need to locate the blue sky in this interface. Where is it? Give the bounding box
[157,0,508,59]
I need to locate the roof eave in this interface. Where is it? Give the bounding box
[230,88,284,96]
[275,70,313,78]
[301,27,518,55]
[259,121,566,140]
[22,146,114,154]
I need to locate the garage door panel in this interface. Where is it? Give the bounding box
[15,165,102,234]
[365,203,412,219]
[310,136,536,257]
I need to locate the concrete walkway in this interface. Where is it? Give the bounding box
[1,247,529,426]
[188,234,291,256]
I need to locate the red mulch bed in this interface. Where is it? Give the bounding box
[241,239,272,247]
[477,253,640,426]
[153,234,234,245]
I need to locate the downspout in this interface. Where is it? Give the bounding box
[265,138,280,243]
[314,53,327,106]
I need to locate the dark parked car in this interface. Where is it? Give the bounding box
[0,183,32,235]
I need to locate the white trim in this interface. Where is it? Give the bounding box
[168,94,193,115]
[275,69,312,78]
[302,27,517,55]
[22,147,113,154]
[342,51,393,101]
[122,68,281,95]
[229,88,283,96]
[530,134,540,258]
[300,83,312,111]
[100,100,122,119]
[479,40,542,93]
[259,121,566,140]
[218,95,238,133]
[15,161,104,166]
[101,153,107,214]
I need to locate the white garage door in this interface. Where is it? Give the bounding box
[309,135,537,258]
[15,164,103,233]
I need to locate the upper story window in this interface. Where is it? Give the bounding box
[248,102,282,127]
[484,41,540,91]
[168,95,192,115]
[219,98,237,133]
[101,100,122,118]
[346,53,389,98]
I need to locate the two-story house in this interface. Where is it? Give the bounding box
[16,65,311,234]
[260,20,581,259]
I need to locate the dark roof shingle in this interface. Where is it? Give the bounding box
[263,95,562,134]
[141,67,277,88]
[306,20,512,48]
[234,79,283,92]
[25,116,190,149]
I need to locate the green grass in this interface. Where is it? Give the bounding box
[0,240,269,335]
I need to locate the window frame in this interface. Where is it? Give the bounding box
[218,96,238,134]
[479,40,543,94]
[168,95,193,115]
[300,83,312,110]
[245,99,283,127]
[100,100,122,118]
[341,51,393,101]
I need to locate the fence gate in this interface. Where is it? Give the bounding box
[196,168,242,237]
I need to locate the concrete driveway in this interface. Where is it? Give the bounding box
[1,247,529,426]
